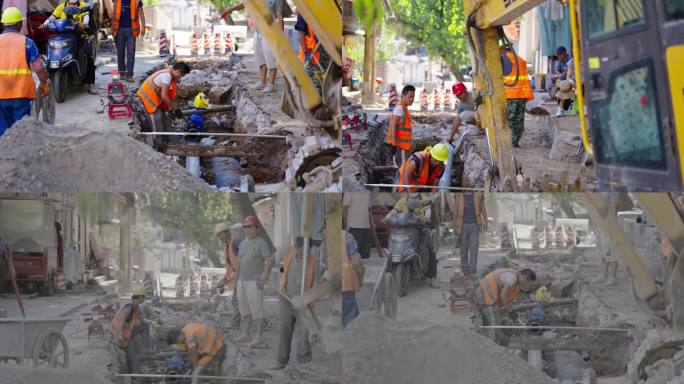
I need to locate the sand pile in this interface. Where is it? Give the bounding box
[343,312,557,384]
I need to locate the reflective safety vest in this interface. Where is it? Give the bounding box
[298,25,320,65]
[386,104,412,151]
[112,0,140,37]
[479,268,520,306]
[224,239,239,290]
[502,51,534,101]
[397,151,444,193]
[0,33,36,100]
[454,193,484,236]
[109,303,142,348]
[182,322,225,366]
[136,69,177,114]
[279,245,316,294]
[52,1,88,23]
[342,231,361,292]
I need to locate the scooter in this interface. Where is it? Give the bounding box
[383,198,439,297]
[44,4,95,103]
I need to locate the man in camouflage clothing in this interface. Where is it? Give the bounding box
[507,99,526,146]
[501,46,534,147]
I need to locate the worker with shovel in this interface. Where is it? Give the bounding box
[135,61,191,136]
[0,7,48,136]
[166,322,226,384]
[473,268,536,340]
[214,222,242,328]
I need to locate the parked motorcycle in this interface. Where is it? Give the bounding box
[383,198,439,297]
[44,4,96,103]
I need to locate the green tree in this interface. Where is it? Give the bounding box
[388,0,468,78]
[344,25,396,77]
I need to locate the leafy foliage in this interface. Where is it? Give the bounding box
[344,26,397,76]
[353,0,384,32]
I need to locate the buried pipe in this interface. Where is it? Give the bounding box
[116,374,266,382]
[528,350,543,371]
[478,325,629,332]
[365,183,485,192]
[201,137,243,189]
[138,132,287,139]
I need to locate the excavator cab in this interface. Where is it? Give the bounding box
[581,0,684,190]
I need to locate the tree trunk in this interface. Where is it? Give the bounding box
[118,194,134,294]
[361,23,378,105]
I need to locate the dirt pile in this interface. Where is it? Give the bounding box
[343,312,557,384]
[0,119,212,192]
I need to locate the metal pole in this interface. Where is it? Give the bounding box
[115,373,266,382]
[364,183,485,191]
[478,325,630,332]
[137,132,288,139]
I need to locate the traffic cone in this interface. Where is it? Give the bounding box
[144,272,155,297]
[433,88,441,111]
[224,33,233,54]
[210,275,218,292]
[544,225,553,248]
[189,275,197,296]
[158,30,170,57]
[555,225,565,248]
[200,274,209,297]
[420,88,428,111]
[530,227,540,249]
[175,275,185,298]
[444,88,453,110]
[565,225,575,248]
[388,83,398,111]
[54,268,66,290]
[172,34,177,56]
[191,36,198,56]
[213,32,221,55]
[500,225,512,249]
[203,33,210,56]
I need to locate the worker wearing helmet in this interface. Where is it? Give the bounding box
[109,285,154,378]
[0,7,49,136]
[447,82,480,144]
[396,143,449,192]
[215,221,242,328]
[235,215,274,347]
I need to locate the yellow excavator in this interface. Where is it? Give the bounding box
[463,0,684,191]
[583,192,684,382]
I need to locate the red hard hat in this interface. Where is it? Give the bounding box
[452,82,467,96]
[242,215,260,227]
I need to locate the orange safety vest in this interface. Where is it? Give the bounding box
[109,303,142,348]
[279,245,316,294]
[136,69,177,114]
[397,151,444,193]
[479,269,521,306]
[0,33,36,100]
[454,193,483,236]
[502,51,534,101]
[386,104,412,151]
[224,239,238,290]
[298,25,320,65]
[182,322,225,366]
[342,231,361,292]
[112,0,140,38]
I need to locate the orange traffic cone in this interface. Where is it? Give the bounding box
[203,33,210,55]
[388,83,398,111]
[433,88,441,111]
[224,33,233,54]
[191,35,198,56]
[158,30,170,57]
[444,88,453,110]
[420,88,428,111]
[213,32,221,55]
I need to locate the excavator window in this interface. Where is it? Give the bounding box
[584,0,645,39]
[664,0,684,21]
[590,60,666,169]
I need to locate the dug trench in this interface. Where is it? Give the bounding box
[342,106,598,192]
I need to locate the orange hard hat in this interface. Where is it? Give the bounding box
[242,215,260,228]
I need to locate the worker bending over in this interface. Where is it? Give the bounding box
[447,82,480,144]
[166,322,225,384]
[396,143,449,192]
[136,62,191,134]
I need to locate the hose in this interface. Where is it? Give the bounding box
[465,13,494,97]
[497,26,520,88]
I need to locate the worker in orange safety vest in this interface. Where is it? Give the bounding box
[387,85,416,167]
[166,322,226,384]
[0,7,48,136]
[109,285,154,378]
[396,143,449,192]
[135,62,191,137]
[475,268,536,340]
[501,46,534,148]
[215,222,242,328]
[111,0,145,81]
[342,231,365,328]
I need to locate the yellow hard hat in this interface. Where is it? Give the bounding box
[535,286,551,302]
[132,285,146,297]
[214,222,231,236]
[1,7,25,24]
[428,143,449,163]
[194,92,208,109]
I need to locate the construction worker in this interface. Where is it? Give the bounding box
[0,7,48,136]
[1,0,28,35]
[111,0,145,82]
[38,0,97,95]
[451,193,487,276]
[268,237,316,369]
[236,215,273,346]
[136,62,191,134]
[501,46,534,148]
[109,285,153,380]
[166,322,225,384]
[387,85,415,167]
[396,143,449,192]
[342,231,364,328]
[474,268,536,340]
[447,82,480,144]
[295,14,330,94]
[131,265,142,282]
[215,222,241,328]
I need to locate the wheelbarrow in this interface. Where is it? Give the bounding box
[357,257,397,318]
[0,317,71,368]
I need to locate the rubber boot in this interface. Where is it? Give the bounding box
[238,315,252,342]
